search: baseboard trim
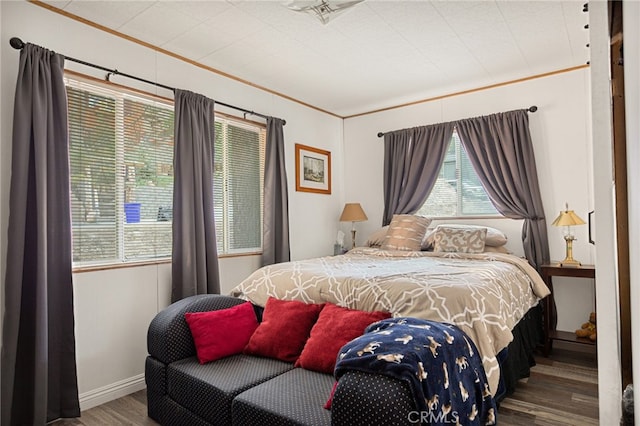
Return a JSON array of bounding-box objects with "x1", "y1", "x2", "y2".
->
[{"x1": 79, "y1": 374, "x2": 146, "y2": 411}]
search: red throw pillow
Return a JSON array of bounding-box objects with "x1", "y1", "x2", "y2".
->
[
  {"x1": 185, "y1": 301, "x2": 258, "y2": 364},
  {"x1": 295, "y1": 303, "x2": 391, "y2": 374},
  {"x1": 244, "y1": 297, "x2": 324, "y2": 363}
]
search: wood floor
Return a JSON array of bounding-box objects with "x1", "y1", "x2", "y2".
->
[
  {"x1": 52, "y1": 390, "x2": 156, "y2": 426},
  {"x1": 499, "y1": 343, "x2": 598, "y2": 425},
  {"x1": 53, "y1": 344, "x2": 598, "y2": 426}
]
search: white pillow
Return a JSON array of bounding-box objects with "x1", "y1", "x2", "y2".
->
[{"x1": 483, "y1": 245, "x2": 511, "y2": 254}]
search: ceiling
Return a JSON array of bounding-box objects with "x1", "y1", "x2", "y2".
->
[{"x1": 40, "y1": 0, "x2": 590, "y2": 117}]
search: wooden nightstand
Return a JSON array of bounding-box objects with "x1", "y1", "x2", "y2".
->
[{"x1": 541, "y1": 263, "x2": 596, "y2": 355}]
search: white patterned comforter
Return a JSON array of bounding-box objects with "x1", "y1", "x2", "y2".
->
[{"x1": 230, "y1": 247, "x2": 550, "y2": 394}]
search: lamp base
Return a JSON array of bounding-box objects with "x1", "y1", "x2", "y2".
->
[
  {"x1": 558, "y1": 258, "x2": 581, "y2": 268},
  {"x1": 558, "y1": 235, "x2": 581, "y2": 267}
]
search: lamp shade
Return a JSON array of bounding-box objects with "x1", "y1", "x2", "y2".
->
[
  {"x1": 551, "y1": 204, "x2": 586, "y2": 227},
  {"x1": 339, "y1": 203, "x2": 368, "y2": 222}
]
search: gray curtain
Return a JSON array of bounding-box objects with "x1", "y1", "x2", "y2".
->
[
  {"x1": 383, "y1": 123, "x2": 454, "y2": 225},
  {"x1": 171, "y1": 90, "x2": 221, "y2": 302},
  {"x1": 455, "y1": 109, "x2": 550, "y2": 270},
  {"x1": 1, "y1": 43, "x2": 80, "y2": 424},
  {"x1": 261, "y1": 118, "x2": 290, "y2": 266}
]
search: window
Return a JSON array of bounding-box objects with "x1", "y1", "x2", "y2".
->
[
  {"x1": 415, "y1": 130, "x2": 499, "y2": 218},
  {"x1": 213, "y1": 116, "x2": 266, "y2": 254},
  {"x1": 67, "y1": 77, "x2": 265, "y2": 267},
  {"x1": 67, "y1": 79, "x2": 175, "y2": 266}
]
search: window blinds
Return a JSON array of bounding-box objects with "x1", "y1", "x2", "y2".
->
[
  {"x1": 67, "y1": 77, "x2": 266, "y2": 266},
  {"x1": 67, "y1": 79, "x2": 174, "y2": 265},
  {"x1": 213, "y1": 117, "x2": 266, "y2": 254}
]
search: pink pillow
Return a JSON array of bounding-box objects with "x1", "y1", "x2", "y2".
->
[
  {"x1": 244, "y1": 297, "x2": 324, "y2": 363},
  {"x1": 185, "y1": 302, "x2": 258, "y2": 364},
  {"x1": 295, "y1": 303, "x2": 391, "y2": 374}
]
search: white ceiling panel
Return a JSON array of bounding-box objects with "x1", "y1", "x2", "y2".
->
[
  {"x1": 162, "y1": 21, "x2": 237, "y2": 61},
  {"x1": 47, "y1": 0, "x2": 590, "y2": 116},
  {"x1": 118, "y1": 2, "x2": 203, "y2": 46},
  {"x1": 63, "y1": 1, "x2": 155, "y2": 29},
  {"x1": 199, "y1": 39, "x2": 270, "y2": 72},
  {"x1": 162, "y1": 1, "x2": 233, "y2": 22},
  {"x1": 40, "y1": 1, "x2": 72, "y2": 9},
  {"x1": 433, "y1": 1, "x2": 506, "y2": 32},
  {"x1": 497, "y1": 0, "x2": 565, "y2": 22}
]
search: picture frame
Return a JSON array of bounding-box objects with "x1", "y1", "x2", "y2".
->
[{"x1": 295, "y1": 143, "x2": 331, "y2": 194}]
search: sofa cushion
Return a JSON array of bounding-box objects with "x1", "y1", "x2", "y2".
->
[
  {"x1": 295, "y1": 303, "x2": 391, "y2": 374},
  {"x1": 167, "y1": 354, "x2": 293, "y2": 425},
  {"x1": 185, "y1": 301, "x2": 258, "y2": 364},
  {"x1": 232, "y1": 368, "x2": 334, "y2": 426},
  {"x1": 244, "y1": 297, "x2": 324, "y2": 363}
]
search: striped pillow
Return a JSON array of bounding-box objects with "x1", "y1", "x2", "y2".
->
[{"x1": 381, "y1": 215, "x2": 431, "y2": 251}]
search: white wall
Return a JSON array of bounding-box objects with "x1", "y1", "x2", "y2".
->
[
  {"x1": 589, "y1": 1, "x2": 623, "y2": 421},
  {"x1": 624, "y1": 1, "x2": 640, "y2": 423},
  {"x1": 72, "y1": 264, "x2": 170, "y2": 407},
  {"x1": 0, "y1": 1, "x2": 343, "y2": 410},
  {"x1": 343, "y1": 69, "x2": 595, "y2": 332}
]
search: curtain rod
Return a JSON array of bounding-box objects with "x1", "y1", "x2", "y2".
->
[
  {"x1": 9, "y1": 37, "x2": 285, "y2": 125},
  {"x1": 376, "y1": 105, "x2": 537, "y2": 138}
]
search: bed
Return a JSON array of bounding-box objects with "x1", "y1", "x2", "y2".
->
[{"x1": 230, "y1": 221, "x2": 550, "y2": 398}]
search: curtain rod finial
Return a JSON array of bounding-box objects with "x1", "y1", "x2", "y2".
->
[
  {"x1": 10, "y1": 37, "x2": 25, "y2": 50},
  {"x1": 377, "y1": 132, "x2": 384, "y2": 138},
  {"x1": 529, "y1": 106, "x2": 538, "y2": 112}
]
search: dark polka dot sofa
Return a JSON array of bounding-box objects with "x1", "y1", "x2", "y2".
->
[
  {"x1": 146, "y1": 293, "x2": 541, "y2": 425},
  {"x1": 145, "y1": 294, "x2": 420, "y2": 426}
]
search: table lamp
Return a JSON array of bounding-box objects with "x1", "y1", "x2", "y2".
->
[
  {"x1": 339, "y1": 203, "x2": 368, "y2": 249},
  {"x1": 551, "y1": 203, "x2": 586, "y2": 267}
]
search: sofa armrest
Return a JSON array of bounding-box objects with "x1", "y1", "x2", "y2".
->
[
  {"x1": 331, "y1": 371, "x2": 416, "y2": 425},
  {"x1": 147, "y1": 294, "x2": 246, "y2": 365}
]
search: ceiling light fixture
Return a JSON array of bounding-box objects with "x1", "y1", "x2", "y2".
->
[{"x1": 285, "y1": 0, "x2": 364, "y2": 24}]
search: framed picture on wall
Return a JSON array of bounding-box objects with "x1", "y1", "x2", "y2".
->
[{"x1": 295, "y1": 143, "x2": 331, "y2": 194}]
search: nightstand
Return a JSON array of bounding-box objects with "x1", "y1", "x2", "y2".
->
[{"x1": 541, "y1": 263, "x2": 596, "y2": 355}]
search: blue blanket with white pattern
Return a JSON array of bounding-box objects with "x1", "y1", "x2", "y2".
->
[{"x1": 334, "y1": 317, "x2": 497, "y2": 425}]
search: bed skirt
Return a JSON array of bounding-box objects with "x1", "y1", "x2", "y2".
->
[{"x1": 494, "y1": 303, "x2": 544, "y2": 402}]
